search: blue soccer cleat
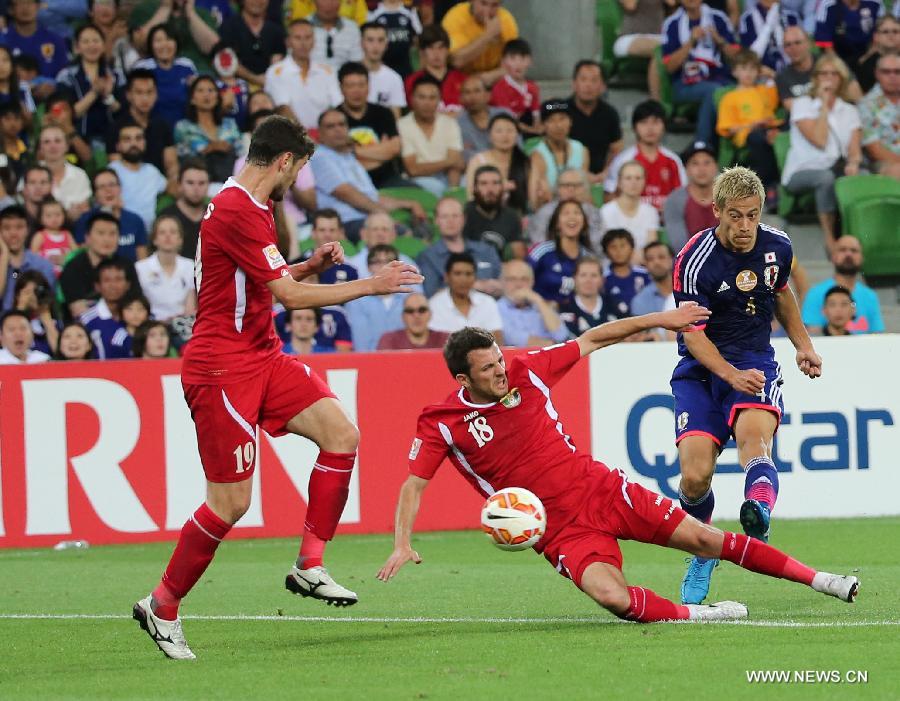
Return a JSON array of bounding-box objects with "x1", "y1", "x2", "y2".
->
[
  {"x1": 740, "y1": 499, "x2": 771, "y2": 542},
  {"x1": 680, "y1": 556, "x2": 719, "y2": 605}
]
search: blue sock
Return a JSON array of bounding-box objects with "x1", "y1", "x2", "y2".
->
[
  {"x1": 679, "y1": 487, "x2": 715, "y2": 524},
  {"x1": 744, "y1": 456, "x2": 779, "y2": 511}
]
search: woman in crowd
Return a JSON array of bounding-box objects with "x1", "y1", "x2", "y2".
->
[
  {"x1": 12, "y1": 270, "x2": 59, "y2": 355},
  {"x1": 781, "y1": 54, "x2": 862, "y2": 254},
  {"x1": 529, "y1": 99, "x2": 590, "y2": 210},
  {"x1": 600, "y1": 160, "x2": 659, "y2": 262},
  {"x1": 53, "y1": 321, "x2": 96, "y2": 361},
  {"x1": 133, "y1": 24, "x2": 198, "y2": 127},
  {"x1": 528, "y1": 199, "x2": 593, "y2": 306},
  {"x1": 464, "y1": 113, "x2": 530, "y2": 214},
  {"x1": 175, "y1": 75, "x2": 242, "y2": 188},
  {"x1": 55, "y1": 24, "x2": 125, "y2": 147},
  {"x1": 0, "y1": 45, "x2": 34, "y2": 119},
  {"x1": 135, "y1": 214, "x2": 197, "y2": 322},
  {"x1": 132, "y1": 320, "x2": 175, "y2": 359}
]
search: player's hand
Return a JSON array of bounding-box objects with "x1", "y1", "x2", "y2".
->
[
  {"x1": 727, "y1": 368, "x2": 766, "y2": 395},
  {"x1": 660, "y1": 301, "x2": 711, "y2": 331},
  {"x1": 796, "y1": 348, "x2": 822, "y2": 379},
  {"x1": 371, "y1": 260, "x2": 424, "y2": 294},
  {"x1": 376, "y1": 545, "x2": 422, "y2": 581},
  {"x1": 306, "y1": 241, "x2": 344, "y2": 274}
]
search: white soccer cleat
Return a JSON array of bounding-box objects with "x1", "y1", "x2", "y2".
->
[
  {"x1": 132, "y1": 596, "x2": 196, "y2": 660},
  {"x1": 686, "y1": 600, "x2": 749, "y2": 621},
  {"x1": 285, "y1": 565, "x2": 358, "y2": 607},
  {"x1": 812, "y1": 572, "x2": 859, "y2": 603}
]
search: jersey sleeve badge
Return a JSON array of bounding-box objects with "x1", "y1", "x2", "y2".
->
[
  {"x1": 263, "y1": 244, "x2": 286, "y2": 269},
  {"x1": 409, "y1": 437, "x2": 423, "y2": 460}
]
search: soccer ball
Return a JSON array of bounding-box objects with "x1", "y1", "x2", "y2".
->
[{"x1": 480, "y1": 487, "x2": 546, "y2": 551}]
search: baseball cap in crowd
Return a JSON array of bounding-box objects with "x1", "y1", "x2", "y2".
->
[
  {"x1": 681, "y1": 140, "x2": 717, "y2": 164},
  {"x1": 214, "y1": 47, "x2": 238, "y2": 78},
  {"x1": 541, "y1": 98, "x2": 571, "y2": 121},
  {"x1": 631, "y1": 99, "x2": 666, "y2": 127}
]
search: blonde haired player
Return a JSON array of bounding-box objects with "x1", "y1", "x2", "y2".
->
[{"x1": 671, "y1": 166, "x2": 821, "y2": 605}]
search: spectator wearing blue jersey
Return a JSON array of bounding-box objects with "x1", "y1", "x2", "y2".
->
[
  {"x1": 129, "y1": 0, "x2": 221, "y2": 73},
  {"x1": 558, "y1": 256, "x2": 621, "y2": 336},
  {"x1": 38, "y1": 0, "x2": 88, "y2": 41},
  {"x1": 528, "y1": 199, "x2": 593, "y2": 306},
  {"x1": 273, "y1": 301, "x2": 354, "y2": 351},
  {"x1": 109, "y1": 122, "x2": 169, "y2": 230},
  {"x1": 132, "y1": 25, "x2": 198, "y2": 127},
  {"x1": 297, "y1": 209, "x2": 360, "y2": 285},
  {"x1": 497, "y1": 259, "x2": 569, "y2": 348},
  {"x1": 11, "y1": 269, "x2": 59, "y2": 355},
  {"x1": 742, "y1": 0, "x2": 819, "y2": 33},
  {"x1": 739, "y1": 0, "x2": 801, "y2": 73},
  {"x1": 0, "y1": 205, "x2": 56, "y2": 312},
  {"x1": 283, "y1": 307, "x2": 331, "y2": 354},
  {"x1": 662, "y1": 0, "x2": 740, "y2": 144},
  {"x1": 74, "y1": 168, "x2": 149, "y2": 262},
  {"x1": 601, "y1": 228, "x2": 651, "y2": 318},
  {"x1": 0, "y1": 45, "x2": 34, "y2": 116},
  {"x1": 629, "y1": 241, "x2": 676, "y2": 341},
  {"x1": 79, "y1": 257, "x2": 134, "y2": 359},
  {"x1": 801, "y1": 235, "x2": 884, "y2": 333},
  {"x1": 815, "y1": 0, "x2": 884, "y2": 72},
  {"x1": 1, "y1": 0, "x2": 68, "y2": 94},
  {"x1": 55, "y1": 24, "x2": 125, "y2": 146},
  {"x1": 53, "y1": 320, "x2": 96, "y2": 360}
]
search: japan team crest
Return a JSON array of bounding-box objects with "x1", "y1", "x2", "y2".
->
[
  {"x1": 735, "y1": 270, "x2": 758, "y2": 292},
  {"x1": 677, "y1": 411, "x2": 689, "y2": 431},
  {"x1": 500, "y1": 388, "x2": 521, "y2": 409},
  {"x1": 764, "y1": 265, "x2": 779, "y2": 289},
  {"x1": 41, "y1": 43, "x2": 56, "y2": 61}
]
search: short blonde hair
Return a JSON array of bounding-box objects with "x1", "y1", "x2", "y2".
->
[
  {"x1": 713, "y1": 166, "x2": 765, "y2": 210},
  {"x1": 809, "y1": 54, "x2": 853, "y2": 102}
]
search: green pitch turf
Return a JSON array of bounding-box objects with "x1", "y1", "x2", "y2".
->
[{"x1": 1, "y1": 517, "x2": 898, "y2": 700}]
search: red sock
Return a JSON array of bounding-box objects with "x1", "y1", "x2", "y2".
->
[
  {"x1": 152, "y1": 503, "x2": 231, "y2": 620},
  {"x1": 297, "y1": 528, "x2": 326, "y2": 569},
  {"x1": 624, "y1": 586, "x2": 690, "y2": 622},
  {"x1": 720, "y1": 531, "x2": 815, "y2": 585},
  {"x1": 303, "y1": 451, "x2": 355, "y2": 543}
]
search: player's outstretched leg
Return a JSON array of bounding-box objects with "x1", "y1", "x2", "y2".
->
[
  {"x1": 677, "y1": 437, "x2": 720, "y2": 604},
  {"x1": 133, "y1": 481, "x2": 248, "y2": 660},
  {"x1": 284, "y1": 398, "x2": 360, "y2": 607},
  {"x1": 669, "y1": 517, "x2": 859, "y2": 603},
  {"x1": 579, "y1": 562, "x2": 748, "y2": 624}
]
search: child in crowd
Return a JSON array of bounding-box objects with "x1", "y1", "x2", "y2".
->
[
  {"x1": 53, "y1": 322, "x2": 95, "y2": 361},
  {"x1": 368, "y1": 0, "x2": 423, "y2": 77},
  {"x1": 601, "y1": 228, "x2": 651, "y2": 318},
  {"x1": 360, "y1": 22, "x2": 407, "y2": 116},
  {"x1": 491, "y1": 39, "x2": 541, "y2": 135},
  {"x1": 133, "y1": 320, "x2": 175, "y2": 359},
  {"x1": 213, "y1": 47, "x2": 251, "y2": 130},
  {"x1": 716, "y1": 49, "x2": 781, "y2": 198},
  {"x1": 30, "y1": 199, "x2": 76, "y2": 276}
]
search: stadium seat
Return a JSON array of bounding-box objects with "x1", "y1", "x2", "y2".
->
[
  {"x1": 393, "y1": 235, "x2": 430, "y2": 260},
  {"x1": 523, "y1": 136, "x2": 542, "y2": 155},
  {"x1": 378, "y1": 186, "x2": 439, "y2": 227},
  {"x1": 299, "y1": 237, "x2": 359, "y2": 257},
  {"x1": 773, "y1": 131, "x2": 815, "y2": 220},
  {"x1": 596, "y1": 0, "x2": 649, "y2": 86},
  {"x1": 845, "y1": 197, "x2": 900, "y2": 279},
  {"x1": 591, "y1": 183, "x2": 605, "y2": 207},
  {"x1": 653, "y1": 45, "x2": 698, "y2": 128},
  {"x1": 443, "y1": 186, "x2": 467, "y2": 204},
  {"x1": 834, "y1": 175, "x2": 900, "y2": 226}
]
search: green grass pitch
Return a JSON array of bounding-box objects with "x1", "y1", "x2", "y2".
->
[{"x1": 1, "y1": 517, "x2": 898, "y2": 700}]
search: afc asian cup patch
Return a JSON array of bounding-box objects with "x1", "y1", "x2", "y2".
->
[
  {"x1": 263, "y1": 244, "x2": 286, "y2": 269},
  {"x1": 409, "y1": 438, "x2": 422, "y2": 460},
  {"x1": 736, "y1": 269, "x2": 758, "y2": 292},
  {"x1": 677, "y1": 411, "x2": 690, "y2": 431},
  {"x1": 500, "y1": 388, "x2": 522, "y2": 409}
]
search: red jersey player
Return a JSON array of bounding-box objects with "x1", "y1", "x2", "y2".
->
[
  {"x1": 377, "y1": 311, "x2": 860, "y2": 623},
  {"x1": 133, "y1": 116, "x2": 423, "y2": 660}
]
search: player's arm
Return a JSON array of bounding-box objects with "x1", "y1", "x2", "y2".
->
[
  {"x1": 682, "y1": 329, "x2": 767, "y2": 395},
  {"x1": 377, "y1": 475, "x2": 430, "y2": 581},
  {"x1": 268, "y1": 260, "x2": 423, "y2": 309},
  {"x1": 287, "y1": 242, "x2": 345, "y2": 282},
  {"x1": 575, "y1": 303, "x2": 710, "y2": 357},
  {"x1": 774, "y1": 285, "x2": 822, "y2": 379}
]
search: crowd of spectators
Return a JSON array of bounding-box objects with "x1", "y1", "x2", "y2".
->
[{"x1": 0, "y1": 0, "x2": 896, "y2": 365}]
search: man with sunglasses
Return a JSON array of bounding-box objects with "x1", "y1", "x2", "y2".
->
[
  {"x1": 307, "y1": 0, "x2": 362, "y2": 70},
  {"x1": 265, "y1": 18, "x2": 341, "y2": 130},
  {"x1": 377, "y1": 293, "x2": 450, "y2": 350},
  {"x1": 859, "y1": 51, "x2": 900, "y2": 179}
]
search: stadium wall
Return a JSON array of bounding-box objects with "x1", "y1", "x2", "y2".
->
[{"x1": 0, "y1": 337, "x2": 897, "y2": 548}]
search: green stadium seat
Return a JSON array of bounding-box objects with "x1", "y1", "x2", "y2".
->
[
  {"x1": 834, "y1": 175, "x2": 900, "y2": 227},
  {"x1": 393, "y1": 235, "x2": 431, "y2": 260},
  {"x1": 596, "y1": 0, "x2": 649, "y2": 86},
  {"x1": 845, "y1": 197, "x2": 900, "y2": 279},
  {"x1": 299, "y1": 237, "x2": 359, "y2": 257},
  {"x1": 523, "y1": 136, "x2": 542, "y2": 155},
  {"x1": 653, "y1": 45, "x2": 698, "y2": 126},
  {"x1": 378, "y1": 186, "x2": 439, "y2": 223},
  {"x1": 591, "y1": 183, "x2": 605, "y2": 207},
  {"x1": 443, "y1": 186, "x2": 467, "y2": 204}
]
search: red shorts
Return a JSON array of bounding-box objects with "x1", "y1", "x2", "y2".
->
[
  {"x1": 183, "y1": 353, "x2": 336, "y2": 483},
  {"x1": 541, "y1": 469, "x2": 687, "y2": 588}
]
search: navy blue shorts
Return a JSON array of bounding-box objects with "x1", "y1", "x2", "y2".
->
[{"x1": 670, "y1": 356, "x2": 784, "y2": 448}]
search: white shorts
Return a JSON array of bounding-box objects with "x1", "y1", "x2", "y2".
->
[{"x1": 613, "y1": 33, "x2": 663, "y2": 58}]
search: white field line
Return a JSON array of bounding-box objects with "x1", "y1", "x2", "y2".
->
[{"x1": 0, "y1": 613, "x2": 898, "y2": 628}]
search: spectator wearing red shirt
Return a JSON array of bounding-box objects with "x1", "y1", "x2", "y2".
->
[
  {"x1": 603, "y1": 100, "x2": 687, "y2": 214},
  {"x1": 404, "y1": 24, "x2": 466, "y2": 114},
  {"x1": 489, "y1": 38, "x2": 540, "y2": 135},
  {"x1": 377, "y1": 292, "x2": 450, "y2": 349}
]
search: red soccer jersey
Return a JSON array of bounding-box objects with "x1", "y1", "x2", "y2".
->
[
  {"x1": 408, "y1": 341, "x2": 617, "y2": 548},
  {"x1": 489, "y1": 75, "x2": 540, "y2": 122},
  {"x1": 182, "y1": 178, "x2": 291, "y2": 385}
]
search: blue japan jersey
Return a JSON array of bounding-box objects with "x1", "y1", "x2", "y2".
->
[
  {"x1": 673, "y1": 223, "x2": 793, "y2": 362},
  {"x1": 602, "y1": 263, "x2": 651, "y2": 318}
]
